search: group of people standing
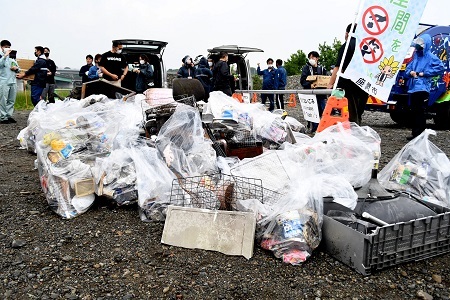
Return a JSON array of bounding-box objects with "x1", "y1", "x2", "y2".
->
[
  {"x1": 1, "y1": 40, "x2": 57, "y2": 124},
  {"x1": 257, "y1": 58, "x2": 288, "y2": 111},
  {"x1": 79, "y1": 41, "x2": 154, "y2": 93}
]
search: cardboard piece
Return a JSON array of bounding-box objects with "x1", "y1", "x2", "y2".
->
[
  {"x1": 16, "y1": 59, "x2": 35, "y2": 80},
  {"x1": 74, "y1": 178, "x2": 95, "y2": 197},
  {"x1": 306, "y1": 75, "x2": 331, "y2": 88},
  {"x1": 161, "y1": 205, "x2": 256, "y2": 259}
]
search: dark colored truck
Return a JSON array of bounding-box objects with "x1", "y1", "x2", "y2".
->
[{"x1": 366, "y1": 24, "x2": 450, "y2": 129}]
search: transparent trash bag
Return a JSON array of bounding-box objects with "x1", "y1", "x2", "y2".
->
[{"x1": 379, "y1": 129, "x2": 450, "y2": 207}]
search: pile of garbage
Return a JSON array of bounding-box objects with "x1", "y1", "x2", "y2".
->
[{"x1": 17, "y1": 90, "x2": 450, "y2": 266}]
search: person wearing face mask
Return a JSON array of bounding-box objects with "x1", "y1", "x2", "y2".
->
[
  {"x1": 41, "y1": 47, "x2": 57, "y2": 103},
  {"x1": 99, "y1": 41, "x2": 128, "y2": 87},
  {"x1": 404, "y1": 34, "x2": 444, "y2": 140},
  {"x1": 17, "y1": 46, "x2": 48, "y2": 106},
  {"x1": 257, "y1": 58, "x2": 276, "y2": 111},
  {"x1": 0, "y1": 40, "x2": 20, "y2": 124},
  {"x1": 212, "y1": 51, "x2": 235, "y2": 96},
  {"x1": 177, "y1": 55, "x2": 196, "y2": 79},
  {"x1": 88, "y1": 54, "x2": 103, "y2": 81},
  {"x1": 194, "y1": 56, "x2": 213, "y2": 101},
  {"x1": 133, "y1": 54, "x2": 154, "y2": 93},
  {"x1": 300, "y1": 51, "x2": 328, "y2": 133}
]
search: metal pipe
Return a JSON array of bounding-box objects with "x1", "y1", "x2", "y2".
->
[{"x1": 235, "y1": 89, "x2": 334, "y2": 95}]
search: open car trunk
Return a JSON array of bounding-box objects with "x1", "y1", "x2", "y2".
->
[{"x1": 113, "y1": 39, "x2": 168, "y2": 91}]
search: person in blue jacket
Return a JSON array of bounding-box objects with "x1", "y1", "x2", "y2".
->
[
  {"x1": 17, "y1": 46, "x2": 48, "y2": 106},
  {"x1": 257, "y1": 58, "x2": 276, "y2": 111},
  {"x1": 404, "y1": 34, "x2": 445, "y2": 140},
  {"x1": 88, "y1": 54, "x2": 103, "y2": 81},
  {"x1": 194, "y1": 56, "x2": 213, "y2": 101},
  {"x1": 133, "y1": 54, "x2": 154, "y2": 93},
  {"x1": 274, "y1": 59, "x2": 287, "y2": 110}
]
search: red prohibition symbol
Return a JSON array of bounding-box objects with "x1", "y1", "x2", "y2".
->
[
  {"x1": 360, "y1": 37, "x2": 384, "y2": 64},
  {"x1": 362, "y1": 5, "x2": 389, "y2": 36}
]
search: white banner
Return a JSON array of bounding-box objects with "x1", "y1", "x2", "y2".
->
[
  {"x1": 298, "y1": 94, "x2": 320, "y2": 123},
  {"x1": 342, "y1": 0, "x2": 429, "y2": 102}
]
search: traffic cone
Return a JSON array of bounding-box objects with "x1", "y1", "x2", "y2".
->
[
  {"x1": 317, "y1": 95, "x2": 349, "y2": 132},
  {"x1": 288, "y1": 94, "x2": 296, "y2": 107},
  {"x1": 232, "y1": 93, "x2": 243, "y2": 103},
  {"x1": 251, "y1": 93, "x2": 258, "y2": 103}
]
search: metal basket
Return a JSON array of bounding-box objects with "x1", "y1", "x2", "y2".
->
[
  {"x1": 174, "y1": 95, "x2": 197, "y2": 108},
  {"x1": 169, "y1": 173, "x2": 270, "y2": 211}
]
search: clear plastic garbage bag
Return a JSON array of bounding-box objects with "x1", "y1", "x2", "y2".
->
[{"x1": 378, "y1": 129, "x2": 450, "y2": 207}]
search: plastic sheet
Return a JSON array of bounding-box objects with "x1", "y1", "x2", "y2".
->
[
  {"x1": 378, "y1": 129, "x2": 450, "y2": 207},
  {"x1": 156, "y1": 104, "x2": 217, "y2": 177}
]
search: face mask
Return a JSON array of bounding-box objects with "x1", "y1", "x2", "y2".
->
[
  {"x1": 139, "y1": 60, "x2": 145, "y2": 65},
  {"x1": 116, "y1": 49, "x2": 122, "y2": 54},
  {"x1": 3, "y1": 47, "x2": 10, "y2": 53},
  {"x1": 309, "y1": 58, "x2": 317, "y2": 66},
  {"x1": 186, "y1": 59, "x2": 192, "y2": 64},
  {"x1": 208, "y1": 61, "x2": 213, "y2": 67},
  {"x1": 267, "y1": 64, "x2": 273, "y2": 68},
  {"x1": 44, "y1": 53, "x2": 50, "y2": 58}
]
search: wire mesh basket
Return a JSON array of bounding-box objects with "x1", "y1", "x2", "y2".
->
[
  {"x1": 174, "y1": 95, "x2": 197, "y2": 108},
  {"x1": 227, "y1": 130, "x2": 259, "y2": 148},
  {"x1": 145, "y1": 103, "x2": 178, "y2": 119},
  {"x1": 169, "y1": 173, "x2": 271, "y2": 211}
]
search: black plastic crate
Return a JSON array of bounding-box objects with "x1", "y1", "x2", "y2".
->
[{"x1": 322, "y1": 204, "x2": 450, "y2": 275}]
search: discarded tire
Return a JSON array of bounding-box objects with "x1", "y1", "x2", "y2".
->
[{"x1": 172, "y1": 78, "x2": 205, "y2": 101}]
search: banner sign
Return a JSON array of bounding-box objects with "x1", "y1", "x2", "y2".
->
[
  {"x1": 342, "y1": 0, "x2": 429, "y2": 102},
  {"x1": 298, "y1": 94, "x2": 320, "y2": 123}
]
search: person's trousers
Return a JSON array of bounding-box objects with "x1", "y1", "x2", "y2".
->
[
  {"x1": 0, "y1": 84, "x2": 17, "y2": 121},
  {"x1": 31, "y1": 85, "x2": 45, "y2": 106},
  {"x1": 261, "y1": 93, "x2": 274, "y2": 111},
  {"x1": 275, "y1": 91, "x2": 284, "y2": 110},
  {"x1": 338, "y1": 78, "x2": 368, "y2": 125},
  {"x1": 311, "y1": 96, "x2": 327, "y2": 132},
  {"x1": 41, "y1": 83, "x2": 56, "y2": 103},
  {"x1": 410, "y1": 91, "x2": 429, "y2": 137}
]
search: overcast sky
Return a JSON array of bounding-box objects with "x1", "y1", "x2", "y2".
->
[{"x1": 3, "y1": 0, "x2": 448, "y2": 70}]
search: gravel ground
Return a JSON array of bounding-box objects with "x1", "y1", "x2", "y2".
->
[{"x1": 1, "y1": 107, "x2": 450, "y2": 300}]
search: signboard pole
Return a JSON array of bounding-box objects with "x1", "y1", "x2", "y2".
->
[{"x1": 333, "y1": 0, "x2": 366, "y2": 90}]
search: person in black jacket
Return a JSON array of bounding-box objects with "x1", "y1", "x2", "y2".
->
[
  {"x1": 328, "y1": 23, "x2": 368, "y2": 125},
  {"x1": 133, "y1": 54, "x2": 154, "y2": 93},
  {"x1": 41, "y1": 47, "x2": 57, "y2": 103},
  {"x1": 212, "y1": 52, "x2": 235, "y2": 96},
  {"x1": 195, "y1": 56, "x2": 213, "y2": 101},
  {"x1": 300, "y1": 51, "x2": 328, "y2": 133},
  {"x1": 79, "y1": 54, "x2": 93, "y2": 84},
  {"x1": 177, "y1": 55, "x2": 196, "y2": 79},
  {"x1": 17, "y1": 46, "x2": 48, "y2": 106}
]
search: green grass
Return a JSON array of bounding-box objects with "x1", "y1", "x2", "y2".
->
[{"x1": 15, "y1": 89, "x2": 71, "y2": 110}]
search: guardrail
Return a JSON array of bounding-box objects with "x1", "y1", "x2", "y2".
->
[{"x1": 235, "y1": 89, "x2": 334, "y2": 95}]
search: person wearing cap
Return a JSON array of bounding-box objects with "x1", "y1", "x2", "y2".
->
[
  {"x1": 328, "y1": 23, "x2": 369, "y2": 125},
  {"x1": 257, "y1": 58, "x2": 276, "y2": 111},
  {"x1": 404, "y1": 34, "x2": 444, "y2": 140}
]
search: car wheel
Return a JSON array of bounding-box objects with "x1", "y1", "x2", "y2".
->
[
  {"x1": 389, "y1": 111, "x2": 414, "y2": 127},
  {"x1": 433, "y1": 101, "x2": 450, "y2": 130}
]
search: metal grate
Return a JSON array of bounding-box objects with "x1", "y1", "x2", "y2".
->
[{"x1": 169, "y1": 173, "x2": 270, "y2": 211}]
